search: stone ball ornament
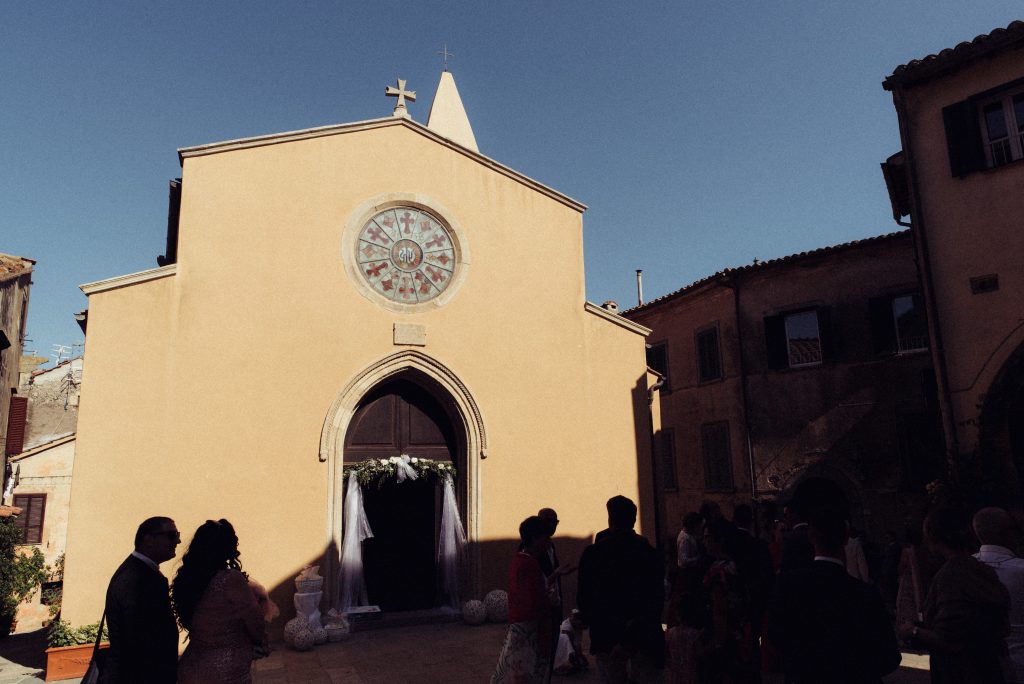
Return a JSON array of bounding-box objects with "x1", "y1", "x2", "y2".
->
[
  {"x1": 462, "y1": 599, "x2": 486, "y2": 625},
  {"x1": 484, "y1": 589, "x2": 509, "y2": 623},
  {"x1": 282, "y1": 616, "x2": 309, "y2": 646},
  {"x1": 291, "y1": 627, "x2": 315, "y2": 651}
]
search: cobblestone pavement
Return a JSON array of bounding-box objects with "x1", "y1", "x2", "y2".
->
[{"x1": 1, "y1": 622, "x2": 931, "y2": 683}]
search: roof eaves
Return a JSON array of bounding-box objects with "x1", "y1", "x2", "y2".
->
[
  {"x1": 12, "y1": 433, "x2": 76, "y2": 461},
  {"x1": 623, "y1": 229, "x2": 911, "y2": 315},
  {"x1": 884, "y1": 20, "x2": 1024, "y2": 90}
]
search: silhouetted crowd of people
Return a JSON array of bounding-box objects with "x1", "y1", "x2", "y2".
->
[{"x1": 494, "y1": 484, "x2": 1024, "y2": 684}]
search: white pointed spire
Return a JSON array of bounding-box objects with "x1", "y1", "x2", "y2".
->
[{"x1": 427, "y1": 71, "x2": 478, "y2": 152}]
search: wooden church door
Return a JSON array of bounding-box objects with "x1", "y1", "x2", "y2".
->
[{"x1": 344, "y1": 378, "x2": 457, "y2": 611}]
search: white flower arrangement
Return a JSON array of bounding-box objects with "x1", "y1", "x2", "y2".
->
[{"x1": 344, "y1": 454, "x2": 456, "y2": 488}]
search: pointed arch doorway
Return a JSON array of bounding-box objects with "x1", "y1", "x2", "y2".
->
[{"x1": 344, "y1": 376, "x2": 463, "y2": 611}]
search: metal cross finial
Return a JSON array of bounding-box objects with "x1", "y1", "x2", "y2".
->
[
  {"x1": 437, "y1": 44, "x2": 454, "y2": 72},
  {"x1": 385, "y1": 78, "x2": 416, "y2": 119}
]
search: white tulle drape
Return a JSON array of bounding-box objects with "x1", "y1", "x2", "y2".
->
[
  {"x1": 337, "y1": 474, "x2": 374, "y2": 611},
  {"x1": 437, "y1": 474, "x2": 467, "y2": 608}
]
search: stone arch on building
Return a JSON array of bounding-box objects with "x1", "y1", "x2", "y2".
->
[
  {"x1": 779, "y1": 459, "x2": 866, "y2": 531},
  {"x1": 977, "y1": 340, "x2": 1024, "y2": 505},
  {"x1": 320, "y1": 350, "x2": 487, "y2": 604}
]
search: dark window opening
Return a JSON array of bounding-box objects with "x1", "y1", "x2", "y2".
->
[{"x1": 765, "y1": 308, "x2": 829, "y2": 369}]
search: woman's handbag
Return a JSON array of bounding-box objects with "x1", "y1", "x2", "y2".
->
[{"x1": 80, "y1": 611, "x2": 107, "y2": 684}]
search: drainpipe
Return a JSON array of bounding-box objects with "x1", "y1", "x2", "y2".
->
[
  {"x1": 648, "y1": 377, "x2": 665, "y2": 551},
  {"x1": 726, "y1": 276, "x2": 759, "y2": 530},
  {"x1": 891, "y1": 87, "x2": 960, "y2": 483}
]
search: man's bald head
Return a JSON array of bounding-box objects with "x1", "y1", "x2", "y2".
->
[{"x1": 973, "y1": 507, "x2": 1020, "y2": 549}]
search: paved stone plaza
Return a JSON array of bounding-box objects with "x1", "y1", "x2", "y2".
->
[{"x1": 1, "y1": 621, "x2": 932, "y2": 684}]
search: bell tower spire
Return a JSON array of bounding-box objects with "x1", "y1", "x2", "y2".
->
[{"x1": 426, "y1": 69, "x2": 478, "y2": 152}]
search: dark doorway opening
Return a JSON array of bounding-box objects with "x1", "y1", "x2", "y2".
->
[{"x1": 344, "y1": 378, "x2": 458, "y2": 611}]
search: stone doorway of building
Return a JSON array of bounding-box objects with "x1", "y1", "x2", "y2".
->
[{"x1": 343, "y1": 377, "x2": 460, "y2": 611}]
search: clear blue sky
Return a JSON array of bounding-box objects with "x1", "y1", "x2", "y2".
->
[{"x1": 2, "y1": 2, "x2": 1020, "y2": 363}]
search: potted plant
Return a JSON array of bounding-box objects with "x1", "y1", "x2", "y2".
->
[
  {"x1": 0, "y1": 515, "x2": 48, "y2": 635},
  {"x1": 45, "y1": 619, "x2": 109, "y2": 682}
]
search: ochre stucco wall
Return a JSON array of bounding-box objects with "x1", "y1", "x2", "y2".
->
[
  {"x1": 898, "y1": 50, "x2": 1024, "y2": 454},
  {"x1": 62, "y1": 122, "x2": 651, "y2": 626}
]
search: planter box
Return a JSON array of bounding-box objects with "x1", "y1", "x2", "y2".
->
[{"x1": 45, "y1": 642, "x2": 108, "y2": 682}]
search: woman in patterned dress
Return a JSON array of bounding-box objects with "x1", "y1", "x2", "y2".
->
[
  {"x1": 492, "y1": 516, "x2": 555, "y2": 684},
  {"x1": 171, "y1": 519, "x2": 268, "y2": 684}
]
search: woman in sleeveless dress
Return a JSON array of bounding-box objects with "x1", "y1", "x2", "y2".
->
[{"x1": 171, "y1": 519, "x2": 268, "y2": 684}]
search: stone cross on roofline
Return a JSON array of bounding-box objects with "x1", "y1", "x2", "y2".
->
[{"x1": 385, "y1": 78, "x2": 416, "y2": 119}]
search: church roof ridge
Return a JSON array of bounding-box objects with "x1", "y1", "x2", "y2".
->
[{"x1": 177, "y1": 116, "x2": 586, "y2": 212}]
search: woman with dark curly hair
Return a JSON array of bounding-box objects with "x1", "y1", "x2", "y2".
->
[{"x1": 171, "y1": 519, "x2": 268, "y2": 684}]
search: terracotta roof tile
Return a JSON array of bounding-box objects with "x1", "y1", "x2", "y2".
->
[
  {"x1": 624, "y1": 230, "x2": 910, "y2": 315},
  {"x1": 0, "y1": 253, "x2": 34, "y2": 284},
  {"x1": 884, "y1": 20, "x2": 1024, "y2": 89}
]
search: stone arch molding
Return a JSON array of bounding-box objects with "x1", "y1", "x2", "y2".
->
[
  {"x1": 319, "y1": 349, "x2": 488, "y2": 464},
  {"x1": 320, "y1": 350, "x2": 487, "y2": 603}
]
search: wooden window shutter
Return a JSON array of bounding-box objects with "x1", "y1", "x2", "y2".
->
[
  {"x1": 12, "y1": 494, "x2": 45, "y2": 544},
  {"x1": 868, "y1": 296, "x2": 896, "y2": 355},
  {"x1": 764, "y1": 315, "x2": 788, "y2": 370},
  {"x1": 697, "y1": 328, "x2": 722, "y2": 382},
  {"x1": 942, "y1": 99, "x2": 984, "y2": 178},
  {"x1": 660, "y1": 430, "x2": 678, "y2": 492},
  {"x1": 6, "y1": 395, "x2": 28, "y2": 456}
]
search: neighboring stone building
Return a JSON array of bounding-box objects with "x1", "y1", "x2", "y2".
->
[
  {"x1": 625, "y1": 231, "x2": 941, "y2": 544},
  {"x1": 882, "y1": 21, "x2": 1024, "y2": 505},
  {"x1": 22, "y1": 357, "x2": 81, "y2": 449},
  {"x1": 9, "y1": 433, "x2": 75, "y2": 631},
  {"x1": 62, "y1": 71, "x2": 655, "y2": 628},
  {"x1": 0, "y1": 253, "x2": 34, "y2": 486}
]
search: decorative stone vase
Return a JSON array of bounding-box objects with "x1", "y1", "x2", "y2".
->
[
  {"x1": 484, "y1": 589, "x2": 509, "y2": 623},
  {"x1": 462, "y1": 599, "x2": 486, "y2": 625},
  {"x1": 44, "y1": 643, "x2": 109, "y2": 682},
  {"x1": 292, "y1": 628, "x2": 315, "y2": 651},
  {"x1": 282, "y1": 616, "x2": 309, "y2": 646}
]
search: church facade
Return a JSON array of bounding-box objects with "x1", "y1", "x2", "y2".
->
[{"x1": 61, "y1": 73, "x2": 655, "y2": 626}]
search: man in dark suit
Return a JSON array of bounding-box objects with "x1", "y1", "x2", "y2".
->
[
  {"x1": 770, "y1": 478, "x2": 900, "y2": 683},
  {"x1": 577, "y1": 496, "x2": 664, "y2": 683},
  {"x1": 100, "y1": 516, "x2": 181, "y2": 684}
]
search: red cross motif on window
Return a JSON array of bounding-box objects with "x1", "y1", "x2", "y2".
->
[
  {"x1": 425, "y1": 232, "x2": 447, "y2": 249},
  {"x1": 381, "y1": 277, "x2": 393, "y2": 292},
  {"x1": 365, "y1": 262, "x2": 387, "y2": 278},
  {"x1": 382, "y1": 216, "x2": 394, "y2": 228},
  {"x1": 425, "y1": 266, "x2": 447, "y2": 283},
  {"x1": 428, "y1": 253, "x2": 450, "y2": 266},
  {"x1": 367, "y1": 226, "x2": 390, "y2": 244},
  {"x1": 414, "y1": 271, "x2": 432, "y2": 295},
  {"x1": 399, "y1": 211, "x2": 416, "y2": 234}
]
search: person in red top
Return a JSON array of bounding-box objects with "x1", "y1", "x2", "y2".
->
[{"x1": 492, "y1": 516, "x2": 555, "y2": 683}]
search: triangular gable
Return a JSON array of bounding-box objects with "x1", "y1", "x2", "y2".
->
[{"x1": 177, "y1": 117, "x2": 586, "y2": 213}]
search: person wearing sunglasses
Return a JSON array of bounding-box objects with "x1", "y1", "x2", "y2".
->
[{"x1": 100, "y1": 516, "x2": 181, "y2": 684}]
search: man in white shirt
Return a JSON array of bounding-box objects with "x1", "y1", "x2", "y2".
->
[{"x1": 974, "y1": 506, "x2": 1024, "y2": 683}]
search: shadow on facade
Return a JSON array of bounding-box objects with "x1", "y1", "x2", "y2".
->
[{"x1": 263, "y1": 535, "x2": 599, "y2": 638}]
